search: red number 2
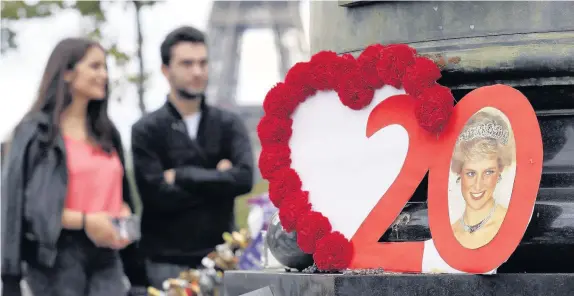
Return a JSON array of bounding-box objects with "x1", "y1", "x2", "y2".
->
[{"x1": 350, "y1": 85, "x2": 543, "y2": 273}]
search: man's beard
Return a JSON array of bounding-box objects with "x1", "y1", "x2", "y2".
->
[{"x1": 177, "y1": 88, "x2": 204, "y2": 101}]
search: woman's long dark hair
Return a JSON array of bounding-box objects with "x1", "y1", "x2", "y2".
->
[{"x1": 26, "y1": 37, "x2": 115, "y2": 152}]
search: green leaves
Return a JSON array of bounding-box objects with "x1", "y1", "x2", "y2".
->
[
  {"x1": 1, "y1": 0, "x2": 65, "y2": 53},
  {"x1": 107, "y1": 44, "x2": 130, "y2": 66},
  {"x1": 127, "y1": 72, "x2": 151, "y2": 85},
  {"x1": 1, "y1": 1, "x2": 64, "y2": 20},
  {"x1": 1, "y1": 0, "x2": 106, "y2": 52},
  {"x1": 73, "y1": 1, "x2": 105, "y2": 21}
]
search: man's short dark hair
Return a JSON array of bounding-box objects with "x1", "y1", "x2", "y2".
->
[{"x1": 160, "y1": 26, "x2": 206, "y2": 66}]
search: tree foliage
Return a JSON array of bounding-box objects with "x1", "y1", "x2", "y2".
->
[{"x1": 1, "y1": 0, "x2": 156, "y2": 114}]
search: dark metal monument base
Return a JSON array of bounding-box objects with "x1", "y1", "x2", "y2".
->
[{"x1": 223, "y1": 270, "x2": 574, "y2": 296}]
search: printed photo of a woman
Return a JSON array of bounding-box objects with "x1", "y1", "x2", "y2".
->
[{"x1": 449, "y1": 108, "x2": 516, "y2": 249}]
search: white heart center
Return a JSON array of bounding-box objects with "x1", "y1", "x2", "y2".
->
[{"x1": 290, "y1": 85, "x2": 410, "y2": 239}]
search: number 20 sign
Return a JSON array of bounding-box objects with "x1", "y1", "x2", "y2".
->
[
  {"x1": 350, "y1": 85, "x2": 542, "y2": 273},
  {"x1": 259, "y1": 46, "x2": 543, "y2": 273}
]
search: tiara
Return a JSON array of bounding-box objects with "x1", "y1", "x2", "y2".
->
[{"x1": 456, "y1": 122, "x2": 509, "y2": 145}]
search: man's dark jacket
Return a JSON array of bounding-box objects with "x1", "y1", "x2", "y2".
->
[
  {"x1": 0, "y1": 112, "x2": 147, "y2": 296},
  {"x1": 131, "y1": 99, "x2": 254, "y2": 265}
]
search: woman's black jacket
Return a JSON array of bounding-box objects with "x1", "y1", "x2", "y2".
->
[{"x1": 1, "y1": 112, "x2": 146, "y2": 293}]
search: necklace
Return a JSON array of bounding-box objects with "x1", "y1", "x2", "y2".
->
[{"x1": 461, "y1": 204, "x2": 496, "y2": 233}]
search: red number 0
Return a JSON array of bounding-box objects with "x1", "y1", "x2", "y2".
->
[{"x1": 350, "y1": 85, "x2": 543, "y2": 273}]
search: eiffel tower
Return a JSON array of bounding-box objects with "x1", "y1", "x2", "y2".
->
[{"x1": 206, "y1": 1, "x2": 308, "y2": 176}]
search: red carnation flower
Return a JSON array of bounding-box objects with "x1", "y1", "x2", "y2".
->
[
  {"x1": 258, "y1": 145, "x2": 291, "y2": 180},
  {"x1": 285, "y1": 62, "x2": 309, "y2": 85},
  {"x1": 257, "y1": 115, "x2": 292, "y2": 146},
  {"x1": 402, "y1": 57, "x2": 442, "y2": 97},
  {"x1": 296, "y1": 211, "x2": 332, "y2": 254},
  {"x1": 358, "y1": 43, "x2": 386, "y2": 89},
  {"x1": 339, "y1": 53, "x2": 358, "y2": 70},
  {"x1": 311, "y1": 50, "x2": 339, "y2": 64},
  {"x1": 278, "y1": 191, "x2": 311, "y2": 232},
  {"x1": 334, "y1": 54, "x2": 358, "y2": 85},
  {"x1": 314, "y1": 231, "x2": 354, "y2": 271},
  {"x1": 415, "y1": 84, "x2": 455, "y2": 133},
  {"x1": 263, "y1": 83, "x2": 300, "y2": 118},
  {"x1": 268, "y1": 168, "x2": 302, "y2": 207},
  {"x1": 358, "y1": 43, "x2": 385, "y2": 62},
  {"x1": 376, "y1": 44, "x2": 417, "y2": 88},
  {"x1": 307, "y1": 51, "x2": 340, "y2": 91},
  {"x1": 285, "y1": 62, "x2": 317, "y2": 98},
  {"x1": 337, "y1": 69, "x2": 375, "y2": 110},
  {"x1": 341, "y1": 53, "x2": 356, "y2": 60}
]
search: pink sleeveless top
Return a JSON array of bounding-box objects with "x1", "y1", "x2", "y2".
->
[{"x1": 63, "y1": 136, "x2": 123, "y2": 217}]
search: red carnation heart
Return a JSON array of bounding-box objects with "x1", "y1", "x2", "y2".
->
[{"x1": 258, "y1": 43, "x2": 452, "y2": 271}]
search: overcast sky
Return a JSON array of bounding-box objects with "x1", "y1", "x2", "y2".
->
[{"x1": 0, "y1": 0, "x2": 310, "y2": 145}]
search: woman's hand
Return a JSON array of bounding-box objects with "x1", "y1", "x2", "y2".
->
[
  {"x1": 62, "y1": 207, "x2": 134, "y2": 250},
  {"x1": 110, "y1": 203, "x2": 134, "y2": 250},
  {"x1": 85, "y1": 212, "x2": 121, "y2": 248},
  {"x1": 110, "y1": 236, "x2": 132, "y2": 250}
]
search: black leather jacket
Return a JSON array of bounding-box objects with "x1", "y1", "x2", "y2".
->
[{"x1": 0, "y1": 112, "x2": 135, "y2": 290}]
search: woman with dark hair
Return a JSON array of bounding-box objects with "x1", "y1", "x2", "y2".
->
[{"x1": 1, "y1": 38, "x2": 136, "y2": 296}]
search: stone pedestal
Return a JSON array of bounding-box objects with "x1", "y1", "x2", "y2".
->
[{"x1": 223, "y1": 270, "x2": 574, "y2": 296}]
